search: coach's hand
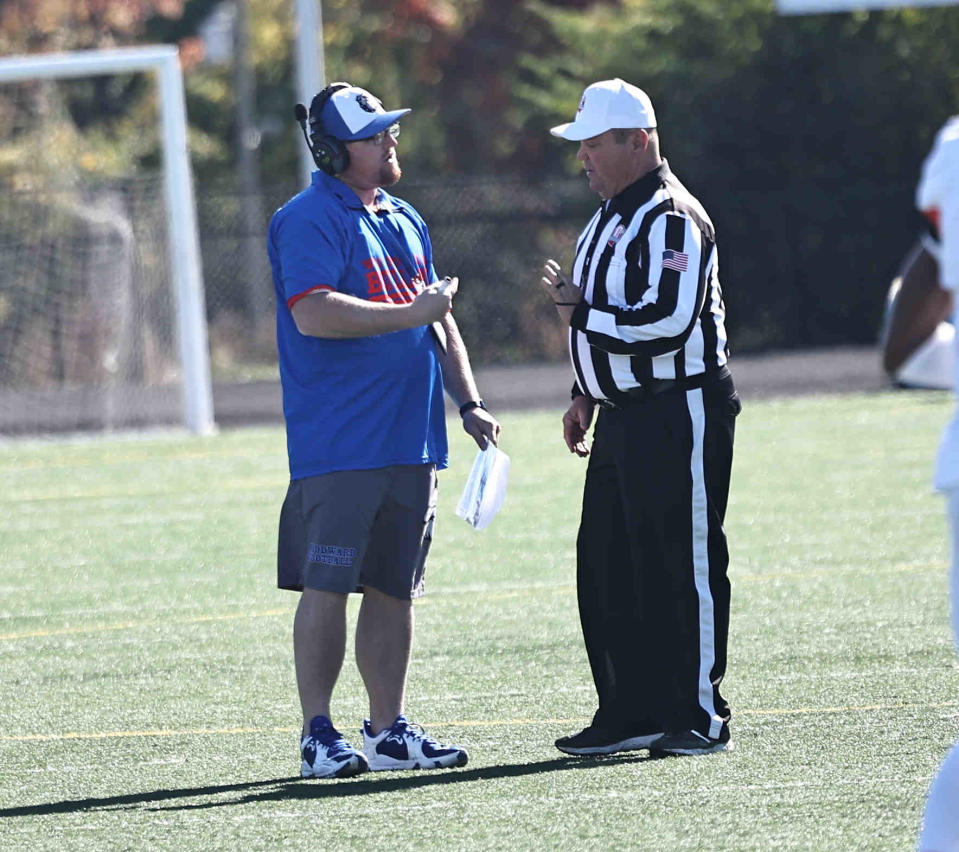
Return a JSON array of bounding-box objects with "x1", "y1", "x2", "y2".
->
[
  {"x1": 562, "y1": 395, "x2": 594, "y2": 457},
  {"x1": 411, "y1": 276, "x2": 458, "y2": 324},
  {"x1": 463, "y1": 407, "x2": 501, "y2": 451}
]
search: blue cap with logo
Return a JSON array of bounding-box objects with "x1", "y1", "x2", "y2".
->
[{"x1": 310, "y1": 85, "x2": 411, "y2": 141}]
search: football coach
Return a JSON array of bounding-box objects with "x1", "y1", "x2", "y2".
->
[{"x1": 268, "y1": 82, "x2": 500, "y2": 779}]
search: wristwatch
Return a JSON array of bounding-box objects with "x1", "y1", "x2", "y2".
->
[{"x1": 459, "y1": 399, "x2": 487, "y2": 417}]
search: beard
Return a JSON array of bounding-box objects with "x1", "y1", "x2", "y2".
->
[{"x1": 379, "y1": 160, "x2": 402, "y2": 186}]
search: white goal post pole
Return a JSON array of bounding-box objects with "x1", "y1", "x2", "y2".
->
[
  {"x1": 156, "y1": 51, "x2": 216, "y2": 436},
  {"x1": 293, "y1": 0, "x2": 326, "y2": 187},
  {"x1": 0, "y1": 45, "x2": 215, "y2": 436},
  {"x1": 776, "y1": 0, "x2": 955, "y2": 12}
]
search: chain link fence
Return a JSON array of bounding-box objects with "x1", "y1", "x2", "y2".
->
[
  {"x1": 200, "y1": 173, "x2": 909, "y2": 384},
  {"x1": 0, "y1": 171, "x2": 908, "y2": 432},
  {"x1": 201, "y1": 175, "x2": 598, "y2": 382}
]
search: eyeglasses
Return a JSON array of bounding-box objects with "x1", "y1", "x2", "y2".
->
[{"x1": 358, "y1": 124, "x2": 400, "y2": 146}]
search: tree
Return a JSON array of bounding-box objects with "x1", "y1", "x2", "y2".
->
[{"x1": 521, "y1": 0, "x2": 959, "y2": 347}]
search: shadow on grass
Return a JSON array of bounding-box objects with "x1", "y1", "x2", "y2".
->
[{"x1": 2, "y1": 753, "x2": 663, "y2": 817}]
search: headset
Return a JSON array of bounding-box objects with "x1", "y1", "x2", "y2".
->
[{"x1": 294, "y1": 82, "x2": 351, "y2": 176}]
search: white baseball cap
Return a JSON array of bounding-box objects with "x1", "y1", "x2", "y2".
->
[
  {"x1": 311, "y1": 84, "x2": 410, "y2": 141},
  {"x1": 550, "y1": 78, "x2": 657, "y2": 141}
]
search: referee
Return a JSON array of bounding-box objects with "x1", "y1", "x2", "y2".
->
[{"x1": 539, "y1": 78, "x2": 741, "y2": 757}]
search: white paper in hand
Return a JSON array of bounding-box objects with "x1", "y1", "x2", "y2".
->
[{"x1": 455, "y1": 444, "x2": 510, "y2": 530}]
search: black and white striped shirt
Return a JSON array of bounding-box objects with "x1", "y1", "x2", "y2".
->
[{"x1": 568, "y1": 160, "x2": 729, "y2": 404}]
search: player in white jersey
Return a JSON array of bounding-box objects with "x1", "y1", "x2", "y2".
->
[{"x1": 912, "y1": 115, "x2": 959, "y2": 852}]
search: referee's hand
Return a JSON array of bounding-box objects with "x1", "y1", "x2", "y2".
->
[
  {"x1": 562, "y1": 396, "x2": 594, "y2": 457},
  {"x1": 540, "y1": 259, "x2": 583, "y2": 308}
]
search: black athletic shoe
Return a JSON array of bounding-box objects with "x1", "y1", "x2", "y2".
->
[
  {"x1": 649, "y1": 728, "x2": 732, "y2": 756},
  {"x1": 555, "y1": 724, "x2": 664, "y2": 756}
]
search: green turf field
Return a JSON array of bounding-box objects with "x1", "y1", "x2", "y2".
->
[{"x1": 1, "y1": 391, "x2": 957, "y2": 851}]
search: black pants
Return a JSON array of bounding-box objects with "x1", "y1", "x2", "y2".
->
[{"x1": 576, "y1": 371, "x2": 740, "y2": 739}]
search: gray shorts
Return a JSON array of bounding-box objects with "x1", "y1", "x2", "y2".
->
[{"x1": 277, "y1": 464, "x2": 436, "y2": 600}]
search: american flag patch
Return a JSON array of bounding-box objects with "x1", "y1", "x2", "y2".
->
[{"x1": 662, "y1": 249, "x2": 689, "y2": 272}]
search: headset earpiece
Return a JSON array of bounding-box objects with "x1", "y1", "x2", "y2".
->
[{"x1": 308, "y1": 82, "x2": 351, "y2": 176}]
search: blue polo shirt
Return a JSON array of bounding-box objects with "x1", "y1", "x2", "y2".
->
[{"x1": 267, "y1": 170, "x2": 448, "y2": 480}]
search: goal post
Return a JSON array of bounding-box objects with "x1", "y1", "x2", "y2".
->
[
  {"x1": 776, "y1": 0, "x2": 955, "y2": 12},
  {"x1": 0, "y1": 45, "x2": 215, "y2": 436}
]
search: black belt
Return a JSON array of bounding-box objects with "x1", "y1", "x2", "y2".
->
[{"x1": 596, "y1": 368, "x2": 729, "y2": 409}]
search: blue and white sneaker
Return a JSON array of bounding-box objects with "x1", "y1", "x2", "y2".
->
[
  {"x1": 300, "y1": 715, "x2": 369, "y2": 779},
  {"x1": 362, "y1": 715, "x2": 469, "y2": 771}
]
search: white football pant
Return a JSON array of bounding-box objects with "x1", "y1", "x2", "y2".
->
[{"x1": 917, "y1": 488, "x2": 959, "y2": 852}]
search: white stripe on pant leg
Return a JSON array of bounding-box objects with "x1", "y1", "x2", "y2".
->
[{"x1": 686, "y1": 388, "x2": 723, "y2": 739}]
